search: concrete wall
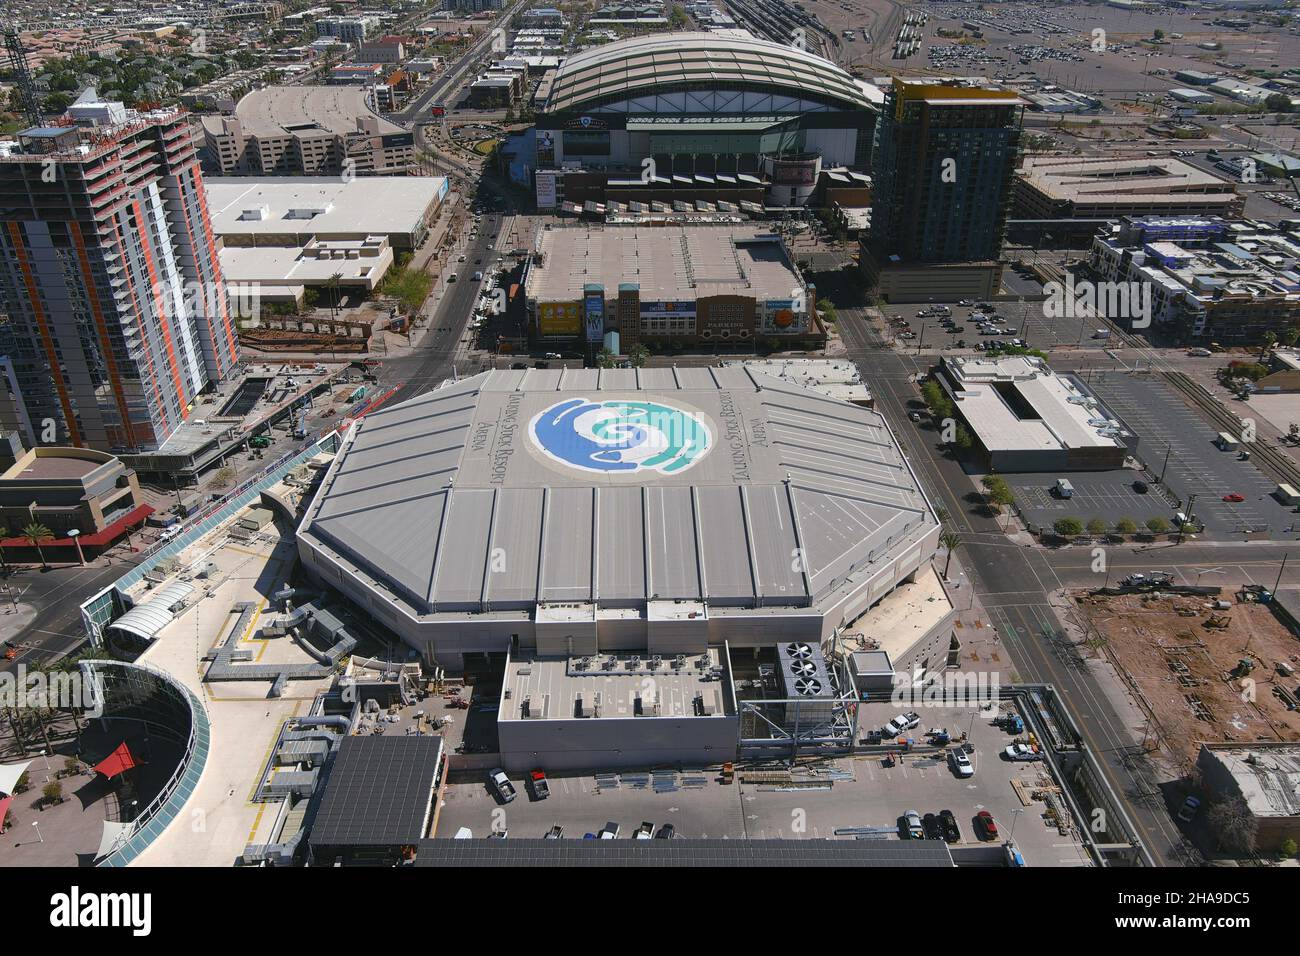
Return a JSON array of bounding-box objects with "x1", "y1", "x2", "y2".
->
[{"x1": 497, "y1": 713, "x2": 738, "y2": 771}]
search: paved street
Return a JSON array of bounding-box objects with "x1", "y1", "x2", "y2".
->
[{"x1": 839, "y1": 307, "x2": 1197, "y2": 865}]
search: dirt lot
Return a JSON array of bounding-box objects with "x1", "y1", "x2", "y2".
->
[{"x1": 1078, "y1": 592, "x2": 1300, "y2": 770}]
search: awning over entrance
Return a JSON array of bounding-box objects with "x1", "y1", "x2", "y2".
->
[
  {"x1": 106, "y1": 580, "x2": 194, "y2": 643},
  {"x1": 94, "y1": 741, "x2": 138, "y2": 780}
]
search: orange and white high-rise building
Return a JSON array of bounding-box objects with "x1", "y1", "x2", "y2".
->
[{"x1": 0, "y1": 90, "x2": 240, "y2": 452}]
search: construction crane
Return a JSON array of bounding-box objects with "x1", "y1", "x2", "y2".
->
[{"x1": 3, "y1": 20, "x2": 42, "y2": 128}]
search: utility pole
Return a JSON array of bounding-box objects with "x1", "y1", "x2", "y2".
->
[{"x1": 1274, "y1": 553, "x2": 1289, "y2": 595}]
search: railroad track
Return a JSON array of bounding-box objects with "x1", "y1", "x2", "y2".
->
[{"x1": 1163, "y1": 369, "x2": 1300, "y2": 492}]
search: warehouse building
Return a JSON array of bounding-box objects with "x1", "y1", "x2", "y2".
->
[
  {"x1": 935, "y1": 355, "x2": 1136, "y2": 471},
  {"x1": 1196, "y1": 743, "x2": 1300, "y2": 854},
  {"x1": 206, "y1": 176, "x2": 448, "y2": 251},
  {"x1": 297, "y1": 366, "x2": 948, "y2": 767},
  {"x1": 523, "y1": 224, "x2": 823, "y2": 349}
]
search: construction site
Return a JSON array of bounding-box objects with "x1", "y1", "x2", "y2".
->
[{"x1": 1076, "y1": 589, "x2": 1300, "y2": 772}]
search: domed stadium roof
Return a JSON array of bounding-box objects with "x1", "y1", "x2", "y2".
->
[{"x1": 544, "y1": 31, "x2": 875, "y2": 115}]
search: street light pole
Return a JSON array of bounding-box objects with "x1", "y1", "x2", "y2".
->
[{"x1": 67, "y1": 528, "x2": 84, "y2": 567}]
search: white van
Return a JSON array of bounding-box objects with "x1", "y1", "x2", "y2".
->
[{"x1": 1054, "y1": 478, "x2": 1074, "y2": 499}]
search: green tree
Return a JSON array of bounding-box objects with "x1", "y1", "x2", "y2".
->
[
  {"x1": 41, "y1": 780, "x2": 63, "y2": 805},
  {"x1": 1086, "y1": 518, "x2": 1107, "y2": 536},
  {"x1": 1054, "y1": 517, "x2": 1084, "y2": 538},
  {"x1": 1115, "y1": 518, "x2": 1138, "y2": 535},
  {"x1": 1265, "y1": 92, "x2": 1292, "y2": 113},
  {"x1": 1260, "y1": 330, "x2": 1277, "y2": 361},
  {"x1": 939, "y1": 529, "x2": 962, "y2": 578},
  {"x1": 22, "y1": 522, "x2": 52, "y2": 569},
  {"x1": 1146, "y1": 516, "x2": 1171, "y2": 534},
  {"x1": 597, "y1": 347, "x2": 617, "y2": 369}
]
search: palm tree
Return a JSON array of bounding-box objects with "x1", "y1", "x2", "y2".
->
[
  {"x1": 1260, "y1": 330, "x2": 1277, "y2": 361},
  {"x1": 22, "y1": 522, "x2": 53, "y2": 570},
  {"x1": 939, "y1": 529, "x2": 963, "y2": 578}
]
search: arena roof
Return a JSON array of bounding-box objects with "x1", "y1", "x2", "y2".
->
[
  {"x1": 543, "y1": 31, "x2": 875, "y2": 114},
  {"x1": 299, "y1": 368, "x2": 935, "y2": 616}
]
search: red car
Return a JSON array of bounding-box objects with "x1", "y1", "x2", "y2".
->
[
  {"x1": 975, "y1": 810, "x2": 998, "y2": 841},
  {"x1": 1223, "y1": 493, "x2": 1245, "y2": 502}
]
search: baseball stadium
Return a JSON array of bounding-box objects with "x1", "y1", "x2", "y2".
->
[{"x1": 533, "y1": 30, "x2": 881, "y2": 208}]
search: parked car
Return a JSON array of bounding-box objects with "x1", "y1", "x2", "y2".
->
[
  {"x1": 950, "y1": 750, "x2": 974, "y2": 777},
  {"x1": 902, "y1": 810, "x2": 924, "y2": 839},
  {"x1": 529, "y1": 770, "x2": 550, "y2": 800},
  {"x1": 599, "y1": 822, "x2": 620, "y2": 839},
  {"x1": 974, "y1": 810, "x2": 998, "y2": 841},
  {"x1": 1004, "y1": 743, "x2": 1042, "y2": 762},
  {"x1": 909, "y1": 411, "x2": 923, "y2": 422},
  {"x1": 922, "y1": 813, "x2": 944, "y2": 840},
  {"x1": 1133, "y1": 479, "x2": 1149, "y2": 494},
  {"x1": 545, "y1": 825, "x2": 564, "y2": 839},
  {"x1": 939, "y1": 809, "x2": 961, "y2": 843},
  {"x1": 883, "y1": 712, "x2": 921, "y2": 736},
  {"x1": 488, "y1": 768, "x2": 517, "y2": 803},
  {"x1": 1223, "y1": 492, "x2": 1245, "y2": 502},
  {"x1": 1177, "y1": 795, "x2": 1201, "y2": 823},
  {"x1": 634, "y1": 821, "x2": 654, "y2": 839},
  {"x1": 654, "y1": 823, "x2": 676, "y2": 839}
]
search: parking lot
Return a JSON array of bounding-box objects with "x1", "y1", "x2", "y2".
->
[
  {"x1": 434, "y1": 702, "x2": 1092, "y2": 866},
  {"x1": 1008, "y1": 469, "x2": 1177, "y2": 532},
  {"x1": 1086, "y1": 373, "x2": 1298, "y2": 537},
  {"x1": 880, "y1": 285, "x2": 1103, "y2": 354}
]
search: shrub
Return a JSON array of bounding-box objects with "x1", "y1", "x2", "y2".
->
[{"x1": 1053, "y1": 517, "x2": 1084, "y2": 537}]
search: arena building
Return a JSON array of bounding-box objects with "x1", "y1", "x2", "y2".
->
[
  {"x1": 523, "y1": 224, "x2": 822, "y2": 349},
  {"x1": 533, "y1": 31, "x2": 880, "y2": 209},
  {"x1": 297, "y1": 366, "x2": 942, "y2": 668},
  {"x1": 297, "y1": 367, "x2": 947, "y2": 767}
]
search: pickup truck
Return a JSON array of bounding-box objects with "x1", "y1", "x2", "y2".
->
[
  {"x1": 634, "y1": 821, "x2": 654, "y2": 839},
  {"x1": 488, "y1": 768, "x2": 517, "y2": 803},
  {"x1": 529, "y1": 770, "x2": 550, "y2": 800}
]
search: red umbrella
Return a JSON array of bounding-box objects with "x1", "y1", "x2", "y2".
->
[{"x1": 94, "y1": 742, "x2": 138, "y2": 780}]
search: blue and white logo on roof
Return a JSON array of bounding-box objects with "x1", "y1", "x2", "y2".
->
[{"x1": 529, "y1": 397, "x2": 711, "y2": 475}]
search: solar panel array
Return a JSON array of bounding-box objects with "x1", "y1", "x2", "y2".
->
[
  {"x1": 413, "y1": 839, "x2": 954, "y2": 867},
  {"x1": 309, "y1": 736, "x2": 442, "y2": 848}
]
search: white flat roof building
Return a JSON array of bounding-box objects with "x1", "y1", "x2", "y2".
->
[
  {"x1": 206, "y1": 176, "x2": 448, "y2": 249},
  {"x1": 939, "y1": 355, "x2": 1134, "y2": 471}
]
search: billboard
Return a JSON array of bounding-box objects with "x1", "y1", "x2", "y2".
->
[
  {"x1": 535, "y1": 169, "x2": 558, "y2": 210},
  {"x1": 761, "y1": 298, "x2": 809, "y2": 334},
  {"x1": 584, "y1": 287, "x2": 606, "y2": 344},
  {"x1": 535, "y1": 130, "x2": 555, "y2": 167},
  {"x1": 640, "y1": 301, "x2": 696, "y2": 320},
  {"x1": 770, "y1": 157, "x2": 819, "y2": 187},
  {"x1": 537, "y1": 301, "x2": 581, "y2": 336}
]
